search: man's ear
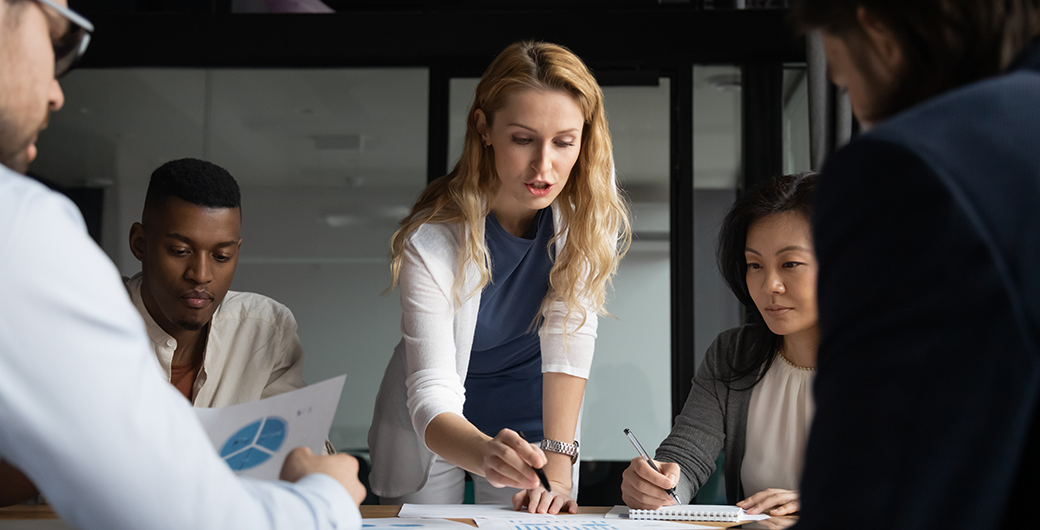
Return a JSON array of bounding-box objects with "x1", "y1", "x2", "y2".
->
[
  {"x1": 129, "y1": 222, "x2": 146, "y2": 262},
  {"x1": 857, "y1": 6, "x2": 904, "y2": 76}
]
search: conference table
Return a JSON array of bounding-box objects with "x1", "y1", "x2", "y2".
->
[{"x1": 0, "y1": 504, "x2": 795, "y2": 529}]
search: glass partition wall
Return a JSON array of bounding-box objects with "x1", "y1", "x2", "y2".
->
[{"x1": 34, "y1": 68, "x2": 430, "y2": 453}]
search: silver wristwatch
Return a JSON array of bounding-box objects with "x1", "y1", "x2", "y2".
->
[{"x1": 540, "y1": 438, "x2": 579, "y2": 464}]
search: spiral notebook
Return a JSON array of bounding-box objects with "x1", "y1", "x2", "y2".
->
[{"x1": 627, "y1": 505, "x2": 748, "y2": 522}]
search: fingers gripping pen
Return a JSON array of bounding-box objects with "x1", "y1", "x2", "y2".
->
[{"x1": 624, "y1": 428, "x2": 683, "y2": 506}]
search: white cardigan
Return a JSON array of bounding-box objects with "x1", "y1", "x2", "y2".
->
[{"x1": 367, "y1": 211, "x2": 597, "y2": 498}]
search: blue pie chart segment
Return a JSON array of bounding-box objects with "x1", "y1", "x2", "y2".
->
[
  {"x1": 220, "y1": 420, "x2": 261, "y2": 456},
  {"x1": 257, "y1": 417, "x2": 287, "y2": 451},
  {"x1": 225, "y1": 447, "x2": 273, "y2": 470},
  {"x1": 220, "y1": 417, "x2": 288, "y2": 471}
]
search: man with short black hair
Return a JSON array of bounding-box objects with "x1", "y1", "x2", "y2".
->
[
  {"x1": 127, "y1": 158, "x2": 311, "y2": 409},
  {"x1": 0, "y1": 1, "x2": 365, "y2": 527}
]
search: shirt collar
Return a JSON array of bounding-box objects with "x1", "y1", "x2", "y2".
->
[{"x1": 126, "y1": 272, "x2": 177, "y2": 350}]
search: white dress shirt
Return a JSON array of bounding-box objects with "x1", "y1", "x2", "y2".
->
[
  {"x1": 125, "y1": 273, "x2": 307, "y2": 407},
  {"x1": 0, "y1": 168, "x2": 359, "y2": 530}
]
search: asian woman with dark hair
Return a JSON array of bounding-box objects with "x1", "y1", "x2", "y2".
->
[{"x1": 621, "y1": 171, "x2": 817, "y2": 517}]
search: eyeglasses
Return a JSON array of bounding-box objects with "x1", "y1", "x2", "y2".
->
[{"x1": 34, "y1": 0, "x2": 94, "y2": 78}]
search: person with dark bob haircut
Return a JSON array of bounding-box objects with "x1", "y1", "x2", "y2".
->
[
  {"x1": 621, "y1": 171, "x2": 818, "y2": 517},
  {"x1": 791, "y1": 2, "x2": 1040, "y2": 529}
]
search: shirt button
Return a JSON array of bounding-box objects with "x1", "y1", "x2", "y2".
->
[{"x1": 166, "y1": 339, "x2": 176, "y2": 348}]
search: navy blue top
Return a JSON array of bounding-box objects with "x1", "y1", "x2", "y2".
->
[{"x1": 463, "y1": 208, "x2": 555, "y2": 441}]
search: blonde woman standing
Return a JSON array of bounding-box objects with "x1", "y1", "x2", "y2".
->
[{"x1": 368, "y1": 41, "x2": 630, "y2": 514}]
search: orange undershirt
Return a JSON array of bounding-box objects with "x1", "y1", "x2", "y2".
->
[{"x1": 170, "y1": 357, "x2": 202, "y2": 402}]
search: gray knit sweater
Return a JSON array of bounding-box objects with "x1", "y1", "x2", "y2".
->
[{"x1": 655, "y1": 325, "x2": 763, "y2": 504}]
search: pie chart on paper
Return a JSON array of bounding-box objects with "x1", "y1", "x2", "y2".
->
[{"x1": 219, "y1": 416, "x2": 288, "y2": 471}]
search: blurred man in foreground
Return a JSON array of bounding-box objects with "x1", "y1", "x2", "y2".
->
[
  {"x1": 791, "y1": 2, "x2": 1040, "y2": 529},
  {"x1": 0, "y1": 1, "x2": 365, "y2": 527}
]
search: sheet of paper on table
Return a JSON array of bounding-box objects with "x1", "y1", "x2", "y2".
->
[
  {"x1": 398, "y1": 505, "x2": 556, "y2": 520},
  {"x1": 363, "y1": 518, "x2": 475, "y2": 530},
  {"x1": 475, "y1": 515, "x2": 712, "y2": 530},
  {"x1": 194, "y1": 375, "x2": 345, "y2": 481},
  {"x1": 605, "y1": 505, "x2": 770, "y2": 522}
]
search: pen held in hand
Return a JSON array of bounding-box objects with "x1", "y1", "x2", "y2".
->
[
  {"x1": 518, "y1": 431, "x2": 552, "y2": 493},
  {"x1": 624, "y1": 428, "x2": 682, "y2": 506}
]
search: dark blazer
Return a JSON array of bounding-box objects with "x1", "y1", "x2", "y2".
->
[{"x1": 797, "y1": 43, "x2": 1040, "y2": 530}]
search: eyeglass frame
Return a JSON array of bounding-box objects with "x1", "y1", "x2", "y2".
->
[{"x1": 31, "y1": 0, "x2": 94, "y2": 78}]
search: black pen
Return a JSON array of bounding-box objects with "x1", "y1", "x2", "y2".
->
[
  {"x1": 518, "y1": 431, "x2": 552, "y2": 493},
  {"x1": 624, "y1": 428, "x2": 682, "y2": 506}
]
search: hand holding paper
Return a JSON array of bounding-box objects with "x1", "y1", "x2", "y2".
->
[
  {"x1": 281, "y1": 447, "x2": 366, "y2": 505},
  {"x1": 194, "y1": 375, "x2": 345, "y2": 480}
]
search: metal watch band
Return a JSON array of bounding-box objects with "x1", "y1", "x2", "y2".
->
[{"x1": 540, "y1": 438, "x2": 579, "y2": 464}]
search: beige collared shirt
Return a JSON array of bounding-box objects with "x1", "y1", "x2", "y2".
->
[{"x1": 125, "y1": 273, "x2": 306, "y2": 408}]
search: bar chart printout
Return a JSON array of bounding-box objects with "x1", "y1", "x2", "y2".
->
[{"x1": 475, "y1": 517, "x2": 710, "y2": 530}]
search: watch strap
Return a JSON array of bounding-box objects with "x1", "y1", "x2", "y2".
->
[{"x1": 540, "y1": 438, "x2": 579, "y2": 464}]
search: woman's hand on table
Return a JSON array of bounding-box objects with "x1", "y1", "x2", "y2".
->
[
  {"x1": 620, "y1": 457, "x2": 680, "y2": 510},
  {"x1": 737, "y1": 488, "x2": 799, "y2": 516},
  {"x1": 512, "y1": 480, "x2": 578, "y2": 514},
  {"x1": 746, "y1": 517, "x2": 798, "y2": 529}
]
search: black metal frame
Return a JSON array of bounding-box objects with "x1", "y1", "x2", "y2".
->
[
  {"x1": 72, "y1": 5, "x2": 803, "y2": 420},
  {"x1": 669, "y1": 65, "x2": 696, "y2": 421}
]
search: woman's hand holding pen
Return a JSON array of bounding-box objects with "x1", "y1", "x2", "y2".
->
[
  {"x1": 484, "y1": 429, "x2": 546, "y2": 490},
  {"x1": 483, "y1": 429, "x2": 577, "y2": 514},
  {"x1": 620, "y1": 457, "x2": 681, "y2": 509},
  {"x1": 737, "y1": 488, "x2": 799, "y2": 516}
]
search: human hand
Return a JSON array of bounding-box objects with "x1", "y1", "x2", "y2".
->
[
  {"x1": 512, "y1": 480, "x2": 578, "y2": 514},
  {"x1": 736, "y1": 488, "x2": 799, "y2": 516},
  {"x1": 742, "y1": 517, "x2": 798, "y2": 530},
  {"x1": 484, "y1": 429, "x2": 546, "y2": 490},
  {"x1": 620, "y1": 457, "x2": 680, "y2": 509},
  {"x1": 280, "y1": 447, "x2": 367, "y2": 505}
]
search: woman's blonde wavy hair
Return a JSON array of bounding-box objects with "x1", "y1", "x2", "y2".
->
[{"x1": 389, "y1": 40, "x2": 631, "y2": 332}]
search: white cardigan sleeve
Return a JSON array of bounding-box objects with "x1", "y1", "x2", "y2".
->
[
  {"x1": 398, "y1": 225, "x2": 472, "y2": 448},
  {"x1": 539, "y1": 299, "x2": 597, "y2": 379},
  {"x1": 538, "y1": 210, "x2": 598, "y2": 379}
]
